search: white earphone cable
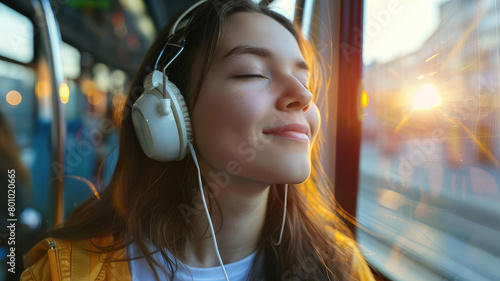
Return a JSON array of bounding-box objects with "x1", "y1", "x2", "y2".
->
[
  {"x1": 187, "y1": 142, "x2": 230, "y2": 281},
  {"x1": 186, "y1": 142, "x2": 288, "y2": 280},
  {"x1": 271, "y1": 184, "x2": 288, "y2": 246}
]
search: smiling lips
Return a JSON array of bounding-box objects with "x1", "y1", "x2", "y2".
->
[{"x1": 263, "y1": 123, "x2": 309, "y2": 141}]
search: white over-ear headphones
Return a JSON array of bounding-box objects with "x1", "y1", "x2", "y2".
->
[
  {"x1": 132, "y1": 0, "x2": 207, "y2": 162},
  {"x1": 132, "y1": 70, "x2": 192, "y2": 161},
  {"x1": 131, "y1": 2, "x2": 234, "y2": 279},
  {"x1": 130, "y1": 2, "x2": 288, "y2": 280}
]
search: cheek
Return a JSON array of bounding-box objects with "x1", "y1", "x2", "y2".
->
[
  {"x1": 307, "y1": 103, "x2": 321, "y2": 142},
  {"x1": 191, "y1": 86, "x2": 271, "y2": 167},
  {"x1": 195, "y1": 89, "x2": 268, "y2": 130}
]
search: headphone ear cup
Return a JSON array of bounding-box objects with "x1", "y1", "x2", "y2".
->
[
  {"x1": 166, "y1": 79, "x2": 193, "y2": 159},
  {"x1": 171, "y1": 85, "x2": 193, "y2": 148},
  {"x1": 132, "y1": 71, "x2": 193, "y2": 161}
]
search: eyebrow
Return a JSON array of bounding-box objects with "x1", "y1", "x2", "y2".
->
[{"x1": 222, "y1": 44, "x2": 309, "y2": 72}]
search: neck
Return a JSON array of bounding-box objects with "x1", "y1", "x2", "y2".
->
[{"x1": 181, "y1": 160, "x2": 271, "y2": 268}]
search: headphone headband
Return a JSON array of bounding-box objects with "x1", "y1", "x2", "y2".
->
[
  {"x1": 169, "y1": 0, "x2": 208, "y2": 38},
  {"x1": 154, "y1": 0, "x2": 207, "y2": 72},
  {"x1": 132, "y1": 1, "x2": 208, "y2": 161}
]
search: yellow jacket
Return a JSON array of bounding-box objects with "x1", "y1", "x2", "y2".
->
[
  {"x1": 21, "y1": 235, "x2": 131, "y2": 281},
  {"x1": 21, "y1": 232, "x2": 375, "y2": 281}
]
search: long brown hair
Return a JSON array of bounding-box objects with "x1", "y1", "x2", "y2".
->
[{"x1": 43, "y1": 1, "x2": 369, "y2": 280}]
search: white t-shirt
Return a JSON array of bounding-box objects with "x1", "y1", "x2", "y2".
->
[{"x1": 127, "y1": 241, "x2": 259, "y2": 281}]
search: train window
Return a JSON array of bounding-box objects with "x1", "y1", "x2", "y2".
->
[
  {"x1": 62, "y1": 42, "x2": 81, "y2": 80},
  {"x1": 0, "y1": 2, "x2": 34, "y2": 63},
  {"x1": 268, "y1": 0, "x2": 297, "y2": 21},
  {"x1": 251, "y1": 0, "x2": 297, "y2": 22},
  {"x1": 0, "y1": 2, "x2": 36, "y2": 156},
  {"x1": 61, "y1": 42, "x2": 82, "y2": 121},
  {"x1": 0, "y1": 60, "x2": 36, "y2": 149},
  {"x1": 357, "y1": 0, "x2": 500, "y2": 280}
]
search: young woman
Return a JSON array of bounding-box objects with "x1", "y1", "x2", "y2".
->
[{"x1": 22, "y1": 0, "x2": 375, "y2": 280}]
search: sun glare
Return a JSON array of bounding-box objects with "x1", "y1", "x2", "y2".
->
[{"x1": 412, "y1": 84, "x2": 441, "y2": 110}]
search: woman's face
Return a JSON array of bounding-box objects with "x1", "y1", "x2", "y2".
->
[{"x1": 191, "y1": 12, "x2": 320, "y2": 185}]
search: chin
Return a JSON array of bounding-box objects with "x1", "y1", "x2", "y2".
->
[
  {"x1": 269, "y1": 159, "x2": 312, "y2": 184},
  {"x1": 236, "y1": 152, "x2": 313, "y2": 184},
  {"x1": 288, "y1": 170, "x2": 311, "y2": 184}
]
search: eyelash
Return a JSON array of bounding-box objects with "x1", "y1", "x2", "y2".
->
[
  {"x1": 234, "y1": 74, "x2": 309, "y2": 90},
  {"x1": 234, "y1": 74, "x2": 267, "y2": 79}
]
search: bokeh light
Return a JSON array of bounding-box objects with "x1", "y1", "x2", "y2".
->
[
  {"x1": 59, "y1": 83, "x2": 70, "y2": 104},
  {"x1": 6, "y1": 90, "x2": 22, "y2": 107},
  {"x1": 361, "y1": 90, "x2": 369, "y2": 108},
  {"x1": 88, "y1": 90, "x2": 104, "y2": 105}
]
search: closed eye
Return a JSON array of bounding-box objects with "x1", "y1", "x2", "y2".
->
[
  {"x1": 234, "y1": 74, "x2": 267, "y2": 79},
  {"x1": 234, "y1": 74, "x2": 309, "y2": 90}
]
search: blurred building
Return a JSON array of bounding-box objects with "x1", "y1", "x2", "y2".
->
[{"x1": 363, "y1": 0, "x2": 499, "y2": 167}]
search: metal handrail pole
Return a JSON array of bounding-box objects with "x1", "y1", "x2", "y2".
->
[{"x1": 31, "y1": 0, "x2": 66, "y2": 227}]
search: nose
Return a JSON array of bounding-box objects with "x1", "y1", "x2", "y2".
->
[{"x1": 276, "y1": 76, "x2": 313, "y2": 113}]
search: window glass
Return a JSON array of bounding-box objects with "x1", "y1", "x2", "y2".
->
[
  {"x1": 62, "y1": 42, "x2": 82, "y2": 80},
  {"x1": 252, "y1": 0, "x2": 297, "y2": 22},
  {"x1": 0, "y1": 60, "x2": 36, "y2": 148},
  {"x1": 268, "y1": 0, "x2": 297, "y2": 22},
  {"x1": 357, "y1": 1, "x2": 500, "y2": 280},
  {"x1": 0, "y1": 2, "x2": 34, "y2": 63}
]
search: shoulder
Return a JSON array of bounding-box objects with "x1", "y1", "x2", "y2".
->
[{"x1": 21, "y1": 235, "x2": 132, "y2": 281}]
